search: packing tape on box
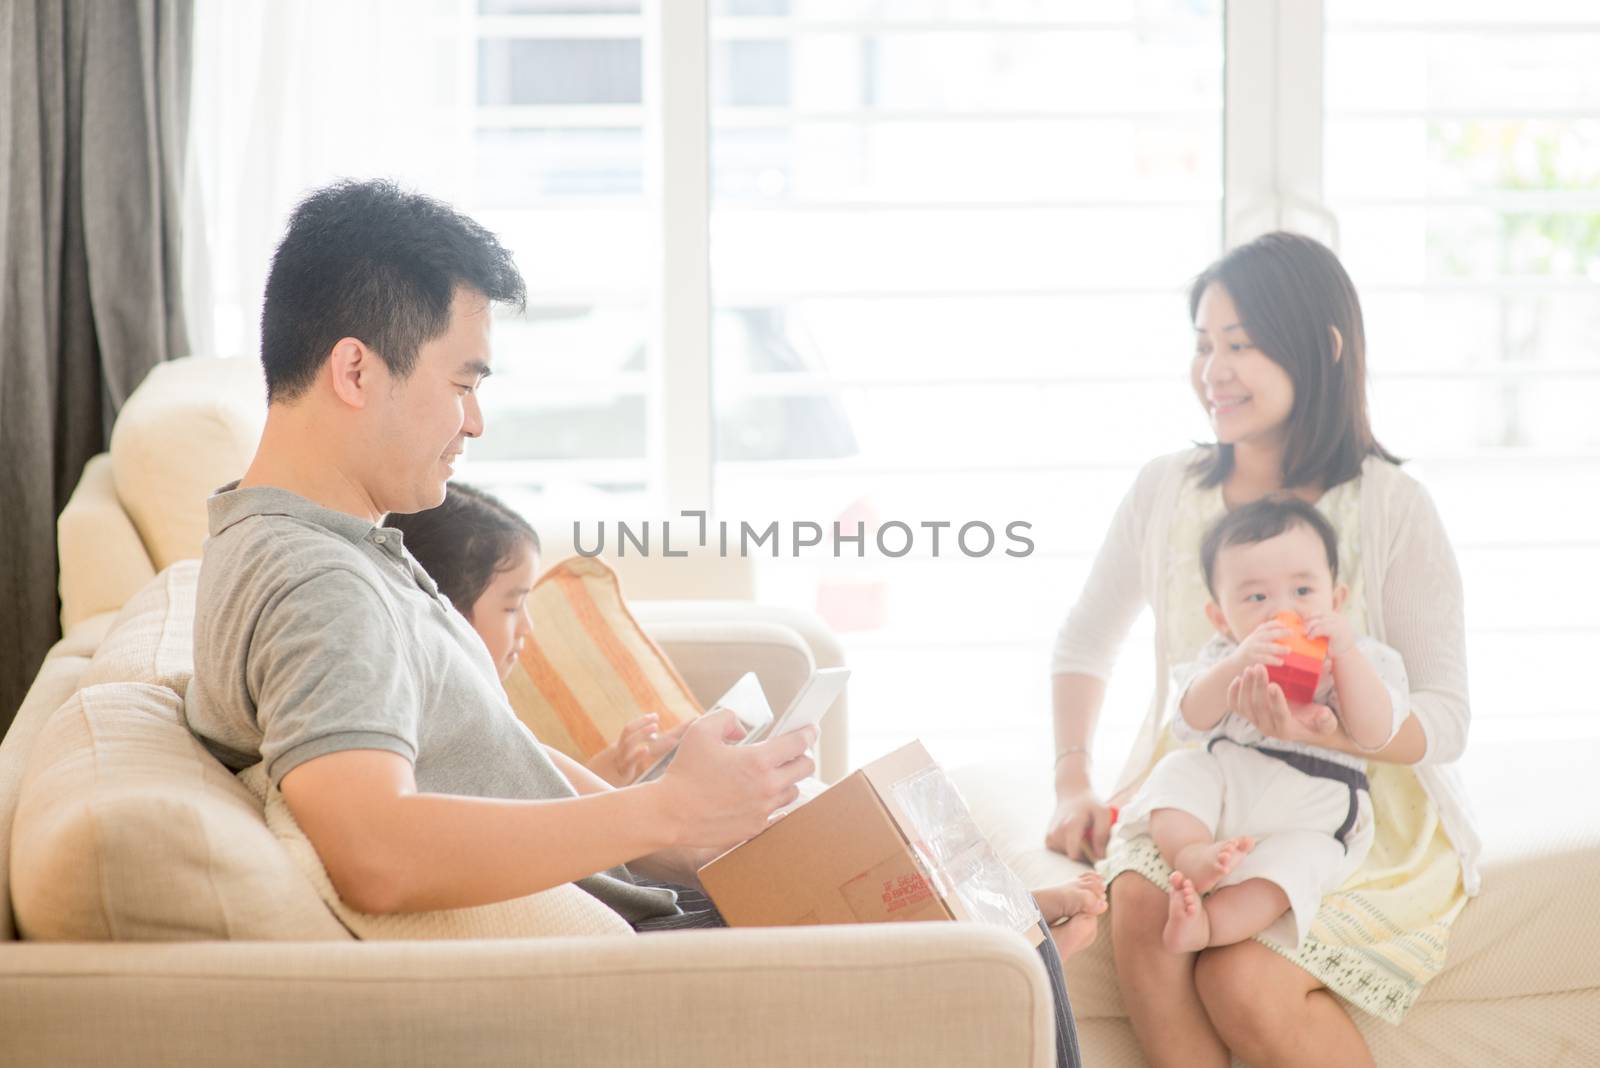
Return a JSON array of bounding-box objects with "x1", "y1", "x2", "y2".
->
[{"x1": 892, "y1": 767, "x2": 1043, "y2": 934}]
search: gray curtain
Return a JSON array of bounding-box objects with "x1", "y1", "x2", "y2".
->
[{"x1": 0, "y1": 0, "x2": 193, "y2": 736}]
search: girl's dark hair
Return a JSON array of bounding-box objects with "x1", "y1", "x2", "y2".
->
[
  {"x1": 385, "y1": 482, "x2": 540, "y2": 617},
  {"x1": 1188, "y1": 231, "x2": 1400, "y2": 491},
  {"x1": 1200, "y1": 496, "x2": 1339, "y2": 599}
]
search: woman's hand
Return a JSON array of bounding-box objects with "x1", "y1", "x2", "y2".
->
[
  {"x1": 1046, "y1": 789, "x2": 1115, "y2": 863},
  {"x1": 1228, "y1": 664, "x2": 1340, "y2": 744}
]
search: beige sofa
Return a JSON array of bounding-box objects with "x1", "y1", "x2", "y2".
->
[
  {"x1": 960, "y1": 756, "x2": 1600, "y2": 1066},
  {"x1": 0, "y1": 357, "x2": 1056, "y2": 1066},
  {"x1": 8, "y1": 355, "x2": 1597, "y2": 1066}
]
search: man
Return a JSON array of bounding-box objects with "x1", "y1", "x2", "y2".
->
[
  {"x1": 183, "y1": 180, "x2": 812, "y2": 924},
  {"x1": 184, "y1": 180, "x2": 1081, "y2": 1066}
]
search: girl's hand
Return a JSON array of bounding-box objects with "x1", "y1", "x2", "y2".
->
[
  {"x1": 1228, "y1": 664, "x2": 1341, "y2": 744},
  {"x1": 1231, "y1": 620, "x2": 1291, "y2": 671},
  {"x1": 616, "y1": 715, "x2": 691, "y2": 781},
  {"x1": 587, "y1": 715, "x2": 691, "y2": 786},
  {"x1": 1302, "y1": 611, "x2": 1357, "y2": 659}
]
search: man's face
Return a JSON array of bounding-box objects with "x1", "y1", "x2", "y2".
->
[{"x1": 370, "y1": 288, "x2": 493, "y2": 514}]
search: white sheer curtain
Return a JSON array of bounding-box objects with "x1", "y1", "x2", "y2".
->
[{"x1": 187, "y1": 0, "x2": 472, "y2": 360}]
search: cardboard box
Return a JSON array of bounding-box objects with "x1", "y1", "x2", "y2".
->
[{"x1": 698, "y1": 741, "x2": 1044, "y2": 947}]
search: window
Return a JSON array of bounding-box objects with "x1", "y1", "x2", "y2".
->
[
  {"x1": 470, "y1": 2, "x2": 656, "y2": 515},
  {"x1": 191, "y1": 0, "x2": 1595, "y2": 776},
  {"x1": 705, "y1": 1, "x2": 1225, "y2": 767},
  {"x1": 1324, "y1": 0, "x2": 1600, "y2": 756}
]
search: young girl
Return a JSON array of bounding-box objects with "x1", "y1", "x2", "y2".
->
[{"x1": 386, "y1": 481, "x2": 686, "y2": 786}]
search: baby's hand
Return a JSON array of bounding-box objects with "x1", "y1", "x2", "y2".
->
[
  {"x1": 1231, "y1": 620, "x2": 1291, "y2": 672},
  {"x1": 1303, "y1": 611, "x2": 1357, "y2": 659}
]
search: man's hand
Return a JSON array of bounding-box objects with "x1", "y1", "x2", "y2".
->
[
  {"x1": 1228, "y1": 664, "x2": 1341, "y2": 744},
  {"x1": 654, "y1": 708, "x2": 815, "y2": 847}
]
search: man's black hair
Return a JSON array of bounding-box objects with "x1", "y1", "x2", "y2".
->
[
  {"x1": 260, "y1": 179, "x2": 526, "y2": 402},
  {"x1": 1200, "y1": 496, "x2": 1340, "y2": 598}
]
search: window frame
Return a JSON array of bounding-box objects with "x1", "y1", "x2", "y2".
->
[{"x1": 648, "y1": 0, "x2": 1323, "y2": 510}]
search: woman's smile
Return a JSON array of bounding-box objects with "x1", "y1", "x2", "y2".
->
[{"x1": 1208, "y1": 393, "x2": 1252, "y2": 418}]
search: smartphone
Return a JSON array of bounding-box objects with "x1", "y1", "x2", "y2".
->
[{"x1": 631, "y1": 672, "x2": 773, "y2": 784}]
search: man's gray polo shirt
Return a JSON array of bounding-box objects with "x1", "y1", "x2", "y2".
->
[{"x1": 182, "y1": 481, "x2": 678, "y2": 925}]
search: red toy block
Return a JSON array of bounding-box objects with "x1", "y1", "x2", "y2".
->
[
  {"x1": 1280, "y1": 651, "x2": 1324, "y2": 678},
  {"x1": 1272, "y1": 666, "x2": 1320, "y2": 705},
  {"x1": 1265, "y1": 611, "x2": 1328, "y2": 704}
]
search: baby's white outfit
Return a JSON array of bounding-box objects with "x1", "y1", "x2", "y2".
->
[{"x1": 1118, "y1": 632, "x2": 1410, "y2": 947}]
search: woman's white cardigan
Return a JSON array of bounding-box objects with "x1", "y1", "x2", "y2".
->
[{"x1": 1052, "y1": 449, "x2": 1482, "y2": 895}]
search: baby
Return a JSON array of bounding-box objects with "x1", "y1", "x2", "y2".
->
[{"x1": 1117, "y1": 496, "x2": 1409, "y2": 953}]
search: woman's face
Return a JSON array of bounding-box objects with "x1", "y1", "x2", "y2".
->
[
  {"x1": 1191, "y1": 283, "x2": 1295, "y2": 449},
  {"x1": 467, "y1": 542, "x2": 538, "y2": 681}
]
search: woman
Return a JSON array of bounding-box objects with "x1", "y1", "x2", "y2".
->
[{"x1": 1045, "y1": 232, "x2": 1479, "y2": 1067}]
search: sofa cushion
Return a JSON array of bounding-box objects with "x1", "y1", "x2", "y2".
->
[
  {"x1": 9, "y1": 682, "x2": 351, "y2": 942},
  {"x1": 110, "y1": 356, "x2": 267, "y2": 570},
  {"x1": 504, "y1": 556, "x2": 703, "y2": 764},
  {"x1": 80, "y1": 562, "x2": 199, "y2": 693},
  {"x1": 236, "y1": 764, "x2": 634, "y2": 939}
]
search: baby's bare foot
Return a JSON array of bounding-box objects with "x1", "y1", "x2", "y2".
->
[
  {"x1": 1176, "y1": 836, "x2": 1255, "y2": 894},
  {"x1": 1162, "y1": 872, "x2": 1209, "y2": 954}
]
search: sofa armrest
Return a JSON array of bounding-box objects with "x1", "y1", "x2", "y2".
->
[
  {"x1": 646, "y1": 619, "x2": 813, "y2": 707},
  {"x1": 0, "y1": 925, "x2": 1053, "y2": 1067},
  {"x1": 637, "y1": 602, "x2": 849, "y2": 782},
  {"x1": 0, "y1": 642, "x2": 105, "y2": 941},
  {"x1": 56, "y1": 453, "x2": 157, "y2": 632}
]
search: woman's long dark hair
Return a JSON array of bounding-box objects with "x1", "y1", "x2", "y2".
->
[
  {"x1": 385, "y1": 482, "x2": 540, "y2": 617},
  {"x1": 1189, "y1": 231, "x2": 1400, "y2": 491}
]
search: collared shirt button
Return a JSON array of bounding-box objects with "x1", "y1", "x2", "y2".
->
[{"x1": 374, "y1": 534, "x2": 387, "y2": 545}]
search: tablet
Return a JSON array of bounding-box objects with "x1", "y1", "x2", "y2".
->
[
  {"x1": 744, "y1": 667, "x2": 850, "y2": 746},
  {"x1": 710, "y1": 671, "x2": 775, "y2": 737}
]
